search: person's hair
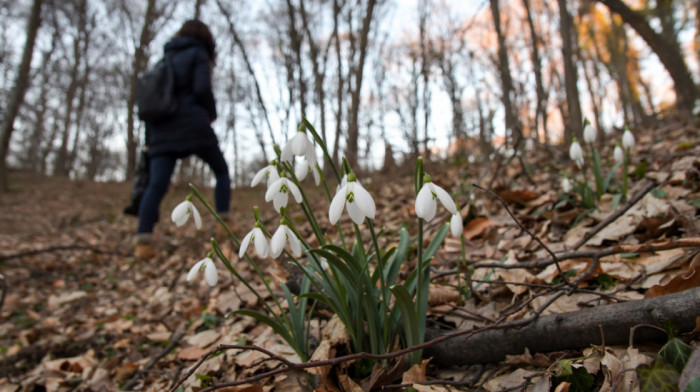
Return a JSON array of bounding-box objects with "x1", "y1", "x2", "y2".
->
[{"x1": 176, "y1": 20, "x2": 216, "y2": 64}]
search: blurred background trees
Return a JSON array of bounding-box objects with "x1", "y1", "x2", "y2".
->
[{"x1": 0, "y1": 0, "x2": 697, "y2": 190}]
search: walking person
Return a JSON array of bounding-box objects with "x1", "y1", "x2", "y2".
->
[{"x1": 134, "y1": 20, "x2": 230, "y2": 260}]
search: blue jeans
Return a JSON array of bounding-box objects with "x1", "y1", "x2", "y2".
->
[{"x1": 137, "y1": 145, "x2": 230, "y2": 234}]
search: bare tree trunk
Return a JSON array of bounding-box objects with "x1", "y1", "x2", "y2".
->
[
  {"x1": 194, "y1": 0, "x2": 205, "y2": 19},
  {"x1": 418, "y1": 0, "x2": 431, "y2": 159},
  {"x1": 331, "y1": 0, "x2": 344, "y2": 167},
  {"x1": 125, "y1": 0, "x2": 157, "y2": 180},
  {"x1": 522, "y1": 0, "x2": 548, "y2": 144},
  {"x1": 489, "y1": 0, "x2": 520, "y2": 147},
  {"x1": 596, "y1": 0, "x2": 697, "y2": 112},
  {"x1": 346, "y1": 0, "x2": 377, "y2": 170},
  {"x1": 0, "y1": 0, "x2": 43, "y2": 191},
  {"x1": 558, "y1": 0, "x2": 583, "y2": 141},
  {"x1": 286, "y1": 0, "x2": 308, "y2": 118},
  {"x1": 299, "y1": 0, "x2": 330, "y2": 147}
]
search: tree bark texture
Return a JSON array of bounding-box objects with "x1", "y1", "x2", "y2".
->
[
  {"x1": 0, "y1": 0, "x2": 43, "y2": 191},
  {"x1": 596, "y1": 0, "x2": 697, "y2": 112},
  {"x1": 558, "y1": 0, "x2": 583, "y2": 141},
  {"x1": 423, "y1": 288, "x2": 700, "y2": 366}
]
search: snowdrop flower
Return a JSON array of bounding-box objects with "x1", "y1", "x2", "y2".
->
[
  {"x1": 171, "y1": 197, "x2": 202, "y2": 229},
  {"x1": 239, "y1": 223, "x2": 270, "y2": 258},
  {"x1": 281, "y1": 130, "x2": 315, "y2": 163},
  {"x1": 614, "y1": 145, "x2": 624, "y2": 163},
  {"x1": 450, "y1": 213, "x2": 463, "y2": 237},
  {"x1": 583, "y1": 122, "x2": 596, "y2": 144},
  {"x1": 569, "y1": 139, "x2": 584, "y2": 169},
  {"x1": 295, "y1": 159, "x2": 321, "y2": 185},
  {"x1": 415, "y1": 175, "x2": 458, "y2": 222},
  {"x1": 270, "y1": 221, "x2": 302, "y2": 258},
  {"x1": 622, "y1": 129, "x2": 635, "y2": 149},
  {"x1": 561, "y1": 177, "x2": 572, "y2": 193},
  {"x1": 251, "y1": 162, "x2": 280, "y2": 188},
  {"x1": 187, "y1": 255, "x2": 218, "y2": 286},
  {"x1": 329, "y1": 172, "x2": 376, "y2": 225},
  {"x1": 265, "y1": 176, "x2": 303, "y2": 212}
]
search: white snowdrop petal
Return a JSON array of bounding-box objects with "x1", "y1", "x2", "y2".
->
[
  {"x1": 614, "y1": 146, "x2": 624, "y2": 163},
  {"x1": 432, "y1": 184, "x2": 457, "y2": 214},
  {"x1": 346, "y1": 198, "x2": 366, "y2": 225},
  {"x1": 450, "y1": 214, "x2": 463, "y2": 237},
  {"x1": 353, "y1": 184, "x2": 375, "y2": 219},
  {"x1": 287, "y1": 181, "x2": 303, "y2": 203},
  {"x1": 295, "y1": 161, "x2": 309, "y2": 181},
  {"x1": 312, "y1": 165, "x2": 321, "y2": 186},
  {"x1": 204, "y1": 259, "x2": 218, "y2": 286},
  {"x1": 191, "y1": 205, "x2": 202, "y2": 230},
  {"x1": 253, "y1": 229, "x2": 270, "y2": 258},
  {"x1": 264, "y1": 179, "x2": 283, "y2": 202},
  {"x1": 281, "y1": 143, "x2": 294, "y2": 163},
  {"x1": 415, "y1": 186, "x2": 434, "y2": 220},
  {"x1": 622, "y1": 130, "x2": 635, "y2": 149},
  {"x1": 270, "y1": 228, "x2": 286, "y2": 258},
  {"x1": 251, "y1": 167, "x2": 268, "y2": 187},
  {"x1": 286, "y1": 227, "x2": 302, "y2": 257},
  {"x1": 187, "y1": 259, "x2": 205, "y2": 281},
  {"x1": 239, "y1": 230, "x2": 254, "y2": 258},
  {"x1": 171, "y1": 202, "x2": 190, "y2": 226},
  {"x1": 329, "y1": 187, "x2": 347, "y2": 224}
]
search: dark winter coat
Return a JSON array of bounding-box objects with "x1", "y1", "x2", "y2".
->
[{"x1": 146, "y1": 36, "x2": 218, "y2": 156}]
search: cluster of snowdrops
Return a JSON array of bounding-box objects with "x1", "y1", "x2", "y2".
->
[{"x1": 169, "y1": 119, "x2": 465, "y2": 367}]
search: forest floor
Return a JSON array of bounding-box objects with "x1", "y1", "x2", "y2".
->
[{"x1": 0, "y1": 117, "x2": 699, "y2": 392}]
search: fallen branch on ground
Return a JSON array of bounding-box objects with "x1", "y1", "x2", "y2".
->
[{"x1": 423, "y1": 287, "x2": 700, "y2": 366}]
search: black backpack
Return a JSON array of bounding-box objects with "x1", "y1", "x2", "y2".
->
[{"x1": 135, "y1": 56, "x2": 178, "y2": 122}]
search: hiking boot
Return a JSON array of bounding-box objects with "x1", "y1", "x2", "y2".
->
[{"x1": 134, "y1": 233, "x2": 158, "y2": 261}]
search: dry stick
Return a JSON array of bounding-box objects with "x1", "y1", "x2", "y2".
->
[
  {"x1": 122, "y1": 322, "x2": 188, "y2": 391},
  {"x1": 0, "y1": 274, "x2": 6, "y2": 312},
  {"x1": 572, "y1": 180, "x2": 657, "y2": 250},
  {"x1": 171, "y1": 290, "x2": 567, "y2": 392},
  {"x1": 471, "y1": 237, "x2": 700, "y2": 270},
  {"x1": 472, "y1": 183, "x2": 570, "y2": 287}
]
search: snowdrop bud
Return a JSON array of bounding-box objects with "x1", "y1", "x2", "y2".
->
[
  {"x1": 583, "y1": 123, "x2": 596, "y2": 144},
  {"x1": 187, "y1": 255, "x2": 218, "y2": 286},
  {"x1": 569, "y1": 140, "x2": 584, "y2": 169},
  {"x1": 561, "y1": 177, "x2": 572, "y2": 193},
  {"x1": 613, "y1": 145, "x2": 624, "y2": 163},
  {"x1": 171, "y1": 198, "x2": 202, "y2": 230},
  {"x1": 622, "y1": 130, "x2": 635, "y2": 149}
]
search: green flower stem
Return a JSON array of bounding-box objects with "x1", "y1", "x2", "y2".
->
[
  {"x1": 459, "y1": 236, "x2": 473, "y2": 301},
  {"x1": 367, "y1": 219, "x2": 390, "y2": 349},
  {"x1": 622, "y1": 148, "x2": 630, "y2": 201},
  {"x1": 590, "y1": 146, "x2": 603, "y2": 199},
  {"x1": 414, "y1": 218, "x2": 426, "y2": 364},
  {"x1": 189, "y1": 184, "x2": 241, "y2": 247},
  {"x1": 280, "y1": 161, "x2": 326, "y2": 247}
]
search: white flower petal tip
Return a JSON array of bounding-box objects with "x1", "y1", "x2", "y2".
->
[
  {"x1": 583, "y1": 123, "x2": 597, "y2": 144},
  {"x1": 569, "y1": 141, "x2": 584, "y2": 169},
  {"x1": 613, "y1": 146, "x2": 624, "y2": 164},
  {"x1": 270, "y1": 224, "x2": 302, "y2": 258},
  {"x1": 561, "y1": 178, "x2": 572, "y2": 193},
  {"x1": 251, "y1": 164, "x2": 280, "y2": 187},
  {"x1": 328, "y1": 180, "x2": 376, "y2": 225},
  {"x1": 239, "y1": 227, "x2": 270, "y2": 258},
  {"x1": 187, "y1": 257, "x2": 218, "y2": 286},
  {"x1": 450, "y1": 214, "x2": 463, "y2": 237},
  {"x1": 281, "y1": 132, "x2": 314, "y2": 163},
  {"x1": 171, "y1": 200, "x2": 202, "y2": 229},
  {"x1": 622, "y1": 130, "x2": 635, "y2": 149},
  {"x1": 265, "y1": 178, "x2": 302, "y2": 212},
  {"x1": 415, "y1": 182, "x2": 457, "y2": 222}
]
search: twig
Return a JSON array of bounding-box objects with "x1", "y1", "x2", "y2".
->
[
  {"x1": 122, "y1": 322, "x2": 187, "y2": 391},
  {"x1": 472, "y1": 183, "x2": 570, "y2": 286},
  {"x1": 572, "y1": 180, "x2": 657, "y2": 249},
  {"x1": 629, "y1": 323, "x2": 667, "y2": 348},
  {"x1": 471, "y1": 237, "x2": 700, "y2": 270}
]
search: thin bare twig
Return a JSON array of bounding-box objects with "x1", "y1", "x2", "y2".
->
[
  {"x1": 122, "y1": 322, "x2": 187, "y2": 390},
  {"x1": 472, "y1": 183, "x2": 570, "y2": 286},
  {"x1": 572, "y1": 180, "x2": 657, "y2": 249}
]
